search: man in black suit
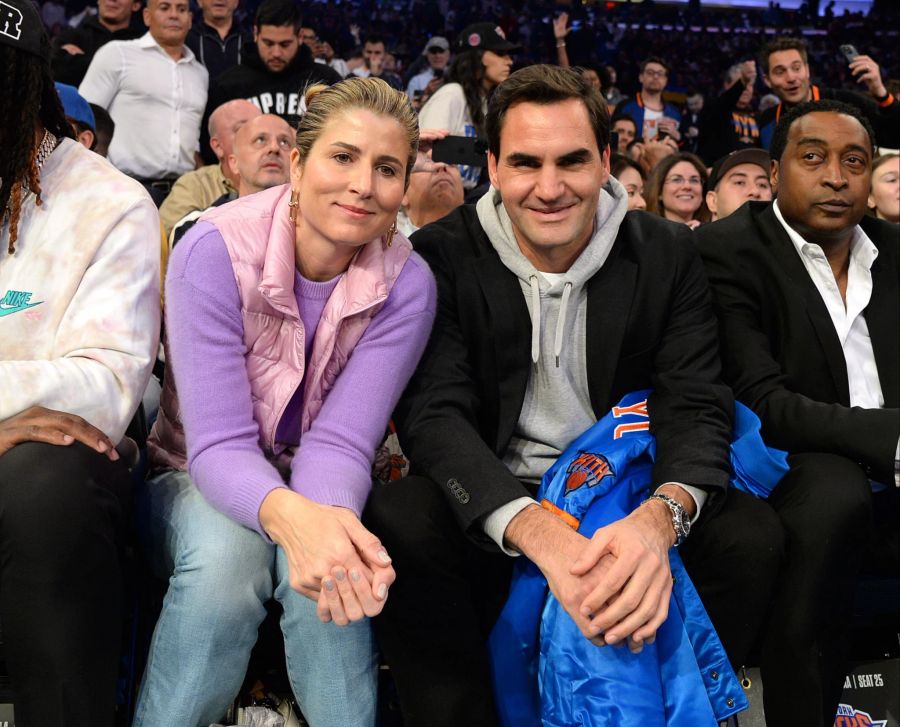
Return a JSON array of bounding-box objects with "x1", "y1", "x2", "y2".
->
[
  {"x1": 696, "y1": 99, "x2": 899, "y2": 727},
  {"x1": 364, "y1": 65, "x2": 782, "y2": 727}
]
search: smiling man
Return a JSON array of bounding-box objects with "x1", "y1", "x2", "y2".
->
[
  {"x1": 365, "y1": 64, "x2": 779, "y2": 727},
  {"x1": 696, "y1": 100, "x2": 899, "y2": 727},
  {"x1": 757, "y1": 36, "x2": 900, "y2": 151}
]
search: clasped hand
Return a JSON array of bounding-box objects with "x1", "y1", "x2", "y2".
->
[
  {"x1": 510, "y1": 503, "x2": 673, "y2": 655},
  {"x1": 259, "y1": 488, "x2": 396, "y2": 625}
]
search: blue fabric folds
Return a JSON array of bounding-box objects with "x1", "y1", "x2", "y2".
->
[{"x1": 488, "y1": 390, "x2": 788, "y2": 726}]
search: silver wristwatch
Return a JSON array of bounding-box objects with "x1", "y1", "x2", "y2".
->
[{"x1": 648, "y1": 492, "x2": 690, "y2": 546}]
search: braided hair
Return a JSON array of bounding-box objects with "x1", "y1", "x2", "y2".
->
[{"x1": 1, "y1": 44, "x2": 73, "y2": 254}]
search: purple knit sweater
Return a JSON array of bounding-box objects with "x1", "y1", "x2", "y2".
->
[{"x1": 164, "y1": 222, "x2": 436, "y2": 535}]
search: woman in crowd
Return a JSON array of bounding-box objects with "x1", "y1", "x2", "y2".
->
[
  {"x1": 611, "y1": 152, "x2": 647, "y2": 210},
  {"x1": 134, "y1": 77, "x2": 437, "y2": 727},
  {"x1": 418, "y1": 22, "x2": 519, "y2": 191},
  {"x1": 645, "y1": 151, "x2": 710, "y2": 228},
  {"x1": 868, "y1": 152, "x2": 899, "y2": 223}
]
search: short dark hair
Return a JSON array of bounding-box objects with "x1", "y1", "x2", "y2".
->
[
  {"x1": 255, "y1": 0, "x2": 302, "y2": 31},
  {"x1": 486, "y1": 64, "x2": 610, "y2": 158},
  {"x1": 363, "y1": 35, "x2": 386, "y2": 48},
  {"x1": 610, "y1": 152, "x2": 645, "y2": 181},
  {"x1": 759, "y1": 37, "x2": 808, "y2": 76},
  {"x1": 89, "y1": 103, "x2": 115, "y2": 142},
  {"x1": 610, "y1": 112, "x2": 637, "y2": 132},
  {"x1": 640, "y1": 56, "x2": 669, "y2": 74},
  {"x1": 770, "y1": 99, "x2": 876, "y2": 163}
]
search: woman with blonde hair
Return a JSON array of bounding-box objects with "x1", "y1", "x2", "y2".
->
[
  {"x1": 134, "y1": 77, "x2": 437, "y2": 726},
  {"x1": 645, "y1": 151, "x2": 711, "y2": 228}
]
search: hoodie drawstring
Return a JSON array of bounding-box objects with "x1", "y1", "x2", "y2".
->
[
  {"x1": 529, "y1": 275, "x2": 541, "y2": 364},
  {"x1": 529, "y1": 277, "x2": 572, "y2": 369},
  {"x1": 554, "y1": 282, "x2": 572, "y2": 368}
]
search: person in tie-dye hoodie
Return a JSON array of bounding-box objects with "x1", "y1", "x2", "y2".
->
[{"x1": 0, "y1": 4, "x2": 160, "y2": 724}]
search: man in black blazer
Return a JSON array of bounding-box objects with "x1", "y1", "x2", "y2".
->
[
  {"x1": 696, "y1": 100, "x2": 899, "y2": 727},
  {"x1": 365, "y1": 65, "x2": 781, "y2": 727}
]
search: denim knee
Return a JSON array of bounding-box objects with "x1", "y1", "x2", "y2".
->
[{"x1": 143, "y1": 469, "x2": 275, "y2": 615}]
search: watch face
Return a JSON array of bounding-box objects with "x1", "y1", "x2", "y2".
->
[{"x1": 679, "y1": 509, "x2": 691, "y2": 536}]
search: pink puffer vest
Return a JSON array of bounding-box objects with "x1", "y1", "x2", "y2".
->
[{"x1": 148, "y1": 184, "x2": 412, "y2": 470}]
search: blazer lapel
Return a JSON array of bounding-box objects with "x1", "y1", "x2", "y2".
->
[
  {"x1": 472, "y1": 255, "x2": 531, "y2": 452},
  {"x1": 756, "y1": 206, "x2": 851, "y2": 404},
  {"x1": 866, "y1": 239, "x2": 899, "y2": 407},
  {"x1": 585, "y1": 240, "x2": 637, "y2": 417}
]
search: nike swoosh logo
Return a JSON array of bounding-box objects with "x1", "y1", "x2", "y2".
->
[{"x1": 0, "y1": 301, "x2": 42, "y2": 317}]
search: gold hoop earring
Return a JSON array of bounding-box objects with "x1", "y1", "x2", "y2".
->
[
  {"x1": 385, "y1": 221, "x2": 397, "y2": 248},
  {"x1": 288, "y1": 189, "x2": 300, "y2": 223}
]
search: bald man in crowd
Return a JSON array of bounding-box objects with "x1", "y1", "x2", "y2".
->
[
  {"x1": 397, "y1": 160, "x2": 464, "y2": 236},
  {"x1": 170, "y1": 114, "x2": 292, "y2": 244},
  {"x1": 159, "y1": 98, "x2": 261, "y2": 234}
]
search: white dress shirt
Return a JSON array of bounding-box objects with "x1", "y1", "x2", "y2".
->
[
  {"x1": 80, "y1": 33, "x2": 208, "y2": 180},
  {"x1": 773, "y1": 200, "x2": 885, "y2": 410}
]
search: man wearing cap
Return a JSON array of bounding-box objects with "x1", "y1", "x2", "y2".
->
[
  {"x1": 55, "y1": 81, "x2": 98, "y2": 151},
  {"x1": 406, "y1": 36, "x2": 450, "y2": 107},
  {"x1": 79, "y1": 0, "x2": 209, "y2": 206},
  {"x1": 0, "y1": 2, "x2": 159, "y2": 723},
  {"x1": 706, "y1": 148, "x2": 772, "y2": 221},
  {"x1": 696, "y1": 100, "x2": 898, "y2": 726}
]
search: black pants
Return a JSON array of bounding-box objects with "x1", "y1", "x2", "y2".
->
[
  {"x1": 364, "y1": 475, "x2": 784, "y2": 727},
  {"x1": 758, "y1": 453, "x2": 873, "y2": 727},
  {"x1": 0, "y1": 442, "x2": 130, "y2": 727}
]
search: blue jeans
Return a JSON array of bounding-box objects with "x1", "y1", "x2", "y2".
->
[{"x1": 133, "y1": 469, "x2": 377, "y2": 727}]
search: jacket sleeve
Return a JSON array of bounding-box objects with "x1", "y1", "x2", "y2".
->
[
  {"x1": 646, "y1": 228, "x2": 734, "y2": 497},
  {"x1": 696, "y1": 226, "x2": 899, "y2": 483},
  {"x1": 0, "y1": 197, "x2": 160, "y2": 442},
  {"x1": 394, "y1": 229, "x2": 534, "y2": 546}
]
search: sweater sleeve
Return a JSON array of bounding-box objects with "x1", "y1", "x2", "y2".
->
[
  {"x1": 288, "y1": 253, "x2": 437, "y2": 515},
  {"x1": 164, "y1": 223, "x2": 287, "y2": 534},
  {"x1": 0, "y1": 196, "x2": 160, "y2": 442}
]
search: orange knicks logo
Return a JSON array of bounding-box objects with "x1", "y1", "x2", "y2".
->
[
  {"x1": 565, "y1": 452, "x2": 615, "y2": 495},
  {"x1": 834, "y1": 704, "x2": 887, "y2": 727}
]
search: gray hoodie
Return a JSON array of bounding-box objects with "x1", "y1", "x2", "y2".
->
[{"x1": 475, "y1": 175, "x2": 629, "y2": 486}]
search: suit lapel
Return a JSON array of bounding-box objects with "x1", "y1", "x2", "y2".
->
[
  {"x1": 472, "y1": 254, "x2": 531, "y2": 451},
  {"x1": 585, "y1": 239, "x2": 637, "y2": 417},
  {"x1": 756, "y1": 206, "x2": 851, "y2": 404},
  {"x1": 864, "y1": 227, "x2": 899, "y2": 407}
]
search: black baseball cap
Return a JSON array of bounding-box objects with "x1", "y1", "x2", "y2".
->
[
  {"x1": 708, "y1": 148, "x2": 771, "y2": 190},
  {"x1": 0, "y1": 0, "x2": 48, "y2": 58},
  {"x1": 457, "y1": 23, "x2": 521, "y2": 55}
]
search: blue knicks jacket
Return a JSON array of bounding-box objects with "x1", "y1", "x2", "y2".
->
[{"x1": 488, "y1": 390, "x2": 788, "y2": 726}]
